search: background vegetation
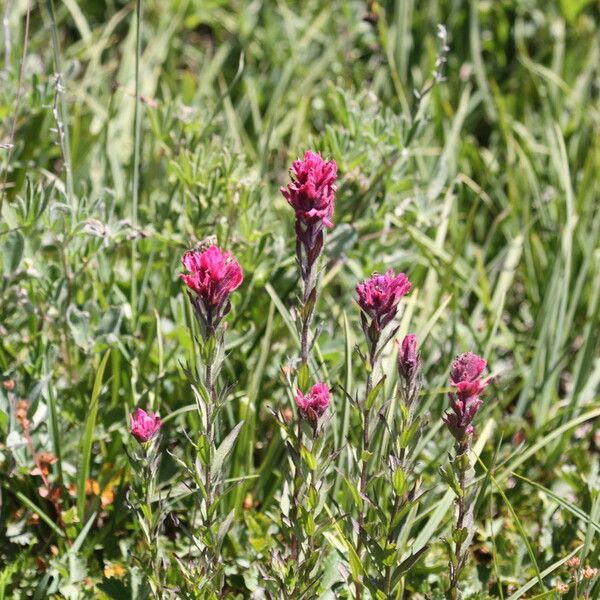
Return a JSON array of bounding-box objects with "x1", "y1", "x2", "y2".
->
[{"x1": 1, "y1": 0, "x2": 599, "y2": 597}]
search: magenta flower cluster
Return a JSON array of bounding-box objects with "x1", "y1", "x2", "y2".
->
[
  {"x1": 181, "y1": 246, "x2": 243, "y2": 311},
  {"x1": 398, "y1": 334, "x2": 420, "y2": 384},
  {"x1": 128, "y1": 149, "x2": 493, "y2": 469},
  {"x1": 356, "y1": 269, "x2": 412, "y2": 332},
  {"x1": 295, "y1": 382, "x2": 331, "y2": 426},
  {"x1": 130, "y1": 408, "x2": 161, "y2": 444},
  {"x1": 281, "y1": 150, "x2": 337, "y2": 229},
  {"x1": 444, "y1": 352, "x2": 490, "y2": 442},
  {"x1": 180, "y1": 245, "x2": 244, "y2": 333}
]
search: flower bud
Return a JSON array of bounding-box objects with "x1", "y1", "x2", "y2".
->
[
  {"x1": 444, "y1": 352, "x2": 489, "y2": 444},
  {"x1": 356, "y1": 270, "x2": 411, "y2": 332},
  {"x1": 295, "y1": 382, "x2": 331, "y2": 426},
  {"x1": 130, "y1": 408, "x2": 161, "y2": 444},
  {"x1": 398, "y1": 334, "x2": 421, "y2": 384}
]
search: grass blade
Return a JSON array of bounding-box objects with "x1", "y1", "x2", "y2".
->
[{"x1": 77, "y1": 350, "x2": 110, "y2": 521}]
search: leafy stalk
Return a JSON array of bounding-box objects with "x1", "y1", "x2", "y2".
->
[{"x1": 447, "y1": 440, "x2": 474, "y2": 600}]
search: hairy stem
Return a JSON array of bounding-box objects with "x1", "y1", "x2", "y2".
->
[
  {"x1": 448, "y1": 440, "x2": 470, "y2": 600},
  {"x1": 290, "y1": 426, "x2": 303, "y2": 561},
  {"x1": 291, "y1": 225, "x2": 320, "y2": 561},
  {"x1": 355, "y1": 345, "x2": 377, "y2": 600},
  {"x1": 142, "y1": 453, "x2": 163, "y2": 600},
  {"x1": 204, "y1": 362, "x2": 217, "y2": 570},
  {"x1": 205, "y1": 360, "x2": 214, "y2": 509},
  {"x1": 383, "y1": 493, "x2": 402, "y2": 594}
]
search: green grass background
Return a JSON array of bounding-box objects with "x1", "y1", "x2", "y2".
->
[{"x1": 1, "y1": 0, "x2": 599, "y2": 597}]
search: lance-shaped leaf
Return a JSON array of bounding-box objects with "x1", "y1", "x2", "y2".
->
[
  {"x1": 212, "y1": 421, "x2": 244, "y2": 478},
  {"x1": 365, "y1": 375, "x2": 386, "y2": 410}
]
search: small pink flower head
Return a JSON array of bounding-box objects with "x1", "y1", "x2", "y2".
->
[
  {"x1": 130, "y1": 408, "x2": 161, "y2": 444},
  {"x1": 295, "y1": 382, "x2": 331, "y2": 427},
  {"x1": 356, "y1": 270, "x2": 412, "y2": 330},
  {"x1": 444, "y1": 352, "x2": 489, "y2": 444},
  {"x1": 181, "y1": 246, "x2": 243, "y2": 333},
  {"x1": 398, "y1": 334, "x2": 420, "y2": 382},
  {"x1": 449, "y1": 352, "x2": 487, "y2": 386},
  {"x1": 281, "y1": 151, "x2": 337, "y2": 228}
]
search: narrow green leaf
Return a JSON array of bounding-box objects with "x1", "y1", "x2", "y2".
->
[
  {"x1": 13, "y1": 492, "x2": 64, "y2": 538},
  {"x1": 77, "y1": 350, "x2": 110, "y2": 521},
  {"x1": 390, "y1": 544, "x2": 429, "y2": 589},
  {"x1": 477, "y1": 458, "x2": 545, "y2": 594},
  {"x1": 365, "y1": 375, "x2": 386, "y2": 410},
  {"x1": 301, "y1": 445, "x2": 317, "y2": 472},
  {"x1": 297, "y1": 362, "x2": 310, "y2": 391},
  {"x1": 212, "y1": 421, "x2": 244, "y2": 477}
]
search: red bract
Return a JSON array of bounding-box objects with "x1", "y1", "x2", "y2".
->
[
  {"x1": 449, "y1": 352, "x2": 487, "y2": 386},
  {"x1": 356, "y1": 270, "x2": 411, "y2": 330},
  {"x1": 130, "y1": 408, "x2": 161, "y2": 443},
  {"x1": 398, "y1": 334, "x2": 419, "y2": 378},
  {"x1": 295, "y1": 382, "x2": 331, "y2": 425},
  {"x1": 181, "y1": 246, "x2": 243, "y2": 311},
  {"x1": 444, "y1": 352, "x2": 489, "y2": 443},
  {"x1": 281, "y1": 151, "x2": 337, "y2": 228}
]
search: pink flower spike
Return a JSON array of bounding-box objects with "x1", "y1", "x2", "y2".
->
[
  {"x1": 356, "y1": 270, "x2": 411, "y2": 329},
  {"x1": 295, "y1": 382, "x2": 331, "y2": 423},
  {"x1": 398, "y1": 334, "x2": 420, "y2": 382},
  {"x1": 180, "y1": 245, "x2": 243, "y2": 311},
  {"x1": 449, "y1": 352, "x2": 487, "y2": 386},
  {"x1": 281, "y1": 151, "x2": 337, "y2": 228},
  {"x1": 130, "y1": 408, "x2": 161, "y2": 443},
  {"x1": 444, "y1": 352, "x2": 490, "y2": 443}
]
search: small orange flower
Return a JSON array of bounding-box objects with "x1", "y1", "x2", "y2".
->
[
  {"x1": 32, "y1": 452, "x2": 57, "y2": 477},
  {"x1": 85, "y1": 479, "x2": 100, "y2": 496},
  {"x1": 104, "y1": 563, "x2": 126, "y2": 579},
  {"x1": 101, "y1": 486, "x2": 115, "y2": 508}
]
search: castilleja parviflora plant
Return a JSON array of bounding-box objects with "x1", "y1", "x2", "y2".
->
[
  {"x1": 267, "y1": 151, "x2": 336, "y2": 593},
  {"x1": 442, "y1": 352, "x2": 491, "y2": 599},
  {"x1": 178, "y1": 244, "x2": 244, "y2": 593},
  {"x1": 127, "y1": 408, "x2": 164, "y2": 595},
  {"x1": 350, "y1": 269, "x2": 413, "y2": 598}
]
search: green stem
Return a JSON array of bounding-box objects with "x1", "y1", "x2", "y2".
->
[
  {"x1": 290, "y1": 426, "x2": 303, "y2": 561},
  {"x1": 45, "y1": 0, "x2": 74, "y2": 207},
  {"x1": 448, "y1": 440, "x2": 470, "y2": 600},
  {"x1": 356, "y1": 345, "x2": 377, "y2": 600},
  {"x1": 291, "y1": 233, "x2": 319, "y2": 560},
  {"x1": 383, "y1": 493, "x2": 401, "y2": 594},
  {"x1": 205, "y1": 360, "x2": 214, "y2": 509},
  {"x1": 142, "y1": 449, "x2": 162, "y2": 599},
  {"x1": 130, "y1": 0, "x2": 143, "y2": 320}
]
